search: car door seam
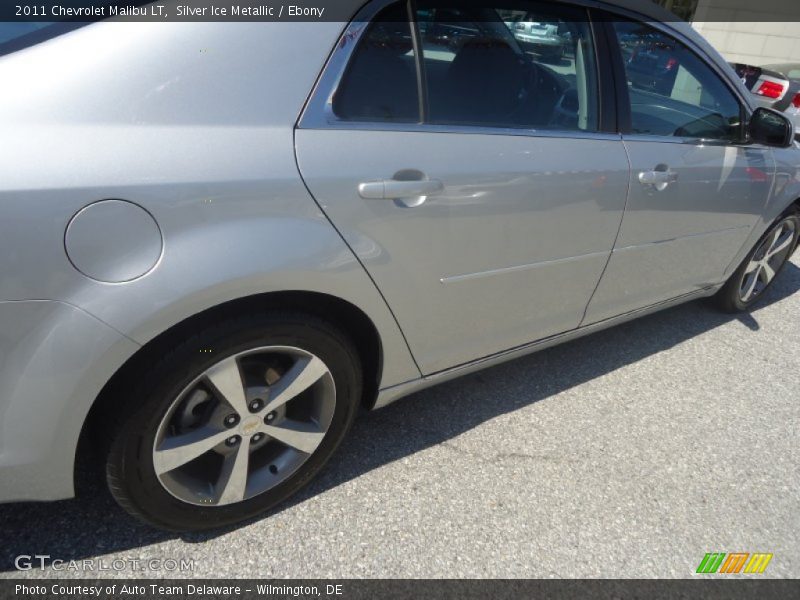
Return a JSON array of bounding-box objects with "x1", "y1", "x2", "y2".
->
[
  {"x1": 578, "y1": 137, "x2": 633, "y2": 327},
  {"x1": 291, "y1": 127, "x2": 423, "y2": 377}
]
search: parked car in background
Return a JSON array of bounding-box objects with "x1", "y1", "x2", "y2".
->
[
  {"x1": 504, "y1": 16, "x2": 571, "y2": 62},
  {"x1": 417, "y1": 7, "x2": 480, "y2": 52},
  {"x1": 618, "y1": 26, "x2": 686, "y2": 96},
  {"x1": 732, "y1": 62, "x2": 800, "y2": 132},
  {"x1": 1, "y1": 0, "x2": 799, "y2": 533}
]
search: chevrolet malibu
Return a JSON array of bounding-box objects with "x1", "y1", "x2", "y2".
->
[{"x1": 1, "y1": 0, "x2": 799, "y2": 531}]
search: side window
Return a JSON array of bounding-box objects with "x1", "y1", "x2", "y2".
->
[
  {"x1": 332, "y1": 3, "x2": 420, "y2": 122},
  {"x1": 416, "y1": 2, "x2": 598, "y2": 131},
  {"x1": 613, "y1": 22, "x2": 742, "y2": 141}
]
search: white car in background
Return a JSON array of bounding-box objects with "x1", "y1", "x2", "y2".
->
[
  {"x1": 504, "y1": 17, "x2": 570, "y2": 61},
  {"x1": 733, "y1": 62, "x2": 800, "y2": 132}
]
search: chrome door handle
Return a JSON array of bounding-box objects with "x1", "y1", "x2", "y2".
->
[
  {"x1": 638, "y1": 170, "x2": 677, "y2": 184},
  {"x1": 358, "y1": 179, "x2": 444, "y2": 200},
  {"x1": 638, "y1": 168, "x2": 678, "y2": 191}
]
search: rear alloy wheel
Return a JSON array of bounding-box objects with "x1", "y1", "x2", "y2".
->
[
  {"x1": 103, "y1": 312, "x2": 361, "y2": 531},
  {"x1": 154, "y1": 346, "x2": 336, "y2": 507},
  {"x1": 715, "y1": 213, "x2": 799, "y2": 312}
]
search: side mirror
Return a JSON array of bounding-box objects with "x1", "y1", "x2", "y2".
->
[{"x1": 748, "y1": 107, "x2": 794, "y2": 147}]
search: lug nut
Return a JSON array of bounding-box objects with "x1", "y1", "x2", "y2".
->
[
  {"x1": 223, "y1": 414, "x2": 239, "y2": 428},
  {"x1": 264, "y1": 411, "x2": 277, "y2": 423},
  {"x1": 251, "y1": 433, "x2": 265, "y2": 443},
  {"x1": 225, "y1": 436, "x2": 240, "y2": 447},
  {"x1": 249, "y1": 398, "x2": 263, "y2": 412}
]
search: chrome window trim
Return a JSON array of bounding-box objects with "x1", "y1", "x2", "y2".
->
[
  {"x1": 300, "y1": 119, "x2": 622, "y2": 141},
  {"x1": 298, "y1": 0, "x2": 616, "y2": 141},
  {"x1": 621, "y1": 133, "x2": 744, "y2": 147},
  {"x1": 299, "y1": 0, "x2": 404, "y2": 131},
  {"x1": 621, "y1": 134, "x2": 778, "y2": 151}
]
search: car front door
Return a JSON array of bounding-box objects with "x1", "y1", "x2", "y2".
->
[
  {"x1": 295, "y1": 0, "x2": 630, "y2": 374},
  {"x1": 583, "y1": 19, "x2": 775, "y2": 324}
]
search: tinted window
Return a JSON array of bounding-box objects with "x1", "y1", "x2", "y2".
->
[
  {"x1": 333, "y1": 1, "x2": 598, "y2": 132},
  {"x1": 614, "y1": 22, "x2": 742, "y2": 141},
  {"x1": 417, "y1": 2, "x2": 598, "y2": 131},
  {"x1": 332, "y1": 3, "x2": 419, "y2": 122}
]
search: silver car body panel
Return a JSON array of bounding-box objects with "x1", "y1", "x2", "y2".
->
[
  {"x1": 375, "y1": 283, "x2": 720, "y2": 409},
  {"x1": 0, "y1": 19, "x2": 419, "y2": 388},
  {"x1": 296, "y1": 129, "x2": 630, "y2": 374},
  {"x1": 0, "y1": 0, "x2": 798, "y2": 502},
  {"x1": 0, "y1": 20, "x2": 420, "y2": 500},
  {"x1": 0, "y1": 300, "x2": 139, "y2": 502},
  {"x1": 584, "y1": 140, "x2": 774, "y2": 323}
]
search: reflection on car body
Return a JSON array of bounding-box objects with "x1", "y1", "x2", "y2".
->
[{"x1": 504, "y1": 14, "x2": 572, "y2": 62}]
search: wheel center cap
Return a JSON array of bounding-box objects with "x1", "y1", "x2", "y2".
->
[{"x1": 241, "y1": 417, "x2": 261, "y2": 436}]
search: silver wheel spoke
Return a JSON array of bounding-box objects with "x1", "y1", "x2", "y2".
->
[
  {"x1": 154, "y1": 427, "x2": 231, "y2": 475},
  {"x1": 217, "y1": 443, "x2": 250, "y2": 505},
  {"x1": 744, "y1": 259, "x2": 760, "y2": 274},
  {"x1": 761, "y1": 261, "x2": 776, "y2": 283},
  {"x1": 153, "y1": 345, "x2": 336, "y2": 507},
  {"x1": 767, "y1": 231, "x2": 793, "y2": 258},
  {"x1": 263, "y1": 420, "x2": 326, "y2": 454},
  {"x1": 206, "y1": 356, "x2": 249, "y2": 416},
  {"x1": 766, "y1": 227, "x2": 782, "y2": 252},
  {"x1": 263, "y1": 356, "x2": 329, "y2": 414},
  {"x1": 741, "y1": 269, "x2": 760, "y2": 302}
]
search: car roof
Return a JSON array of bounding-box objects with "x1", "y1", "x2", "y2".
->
[
  {"x1": 596, "y1": 1, "x2": 716, "y2": 51},
  {"x1": 339, "y1": 0, "x2": 687, "y2": 22}
]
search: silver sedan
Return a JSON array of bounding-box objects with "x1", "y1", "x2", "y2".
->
[{"x1": 1, "y1": 0, "x2": 799, "y2": 531}]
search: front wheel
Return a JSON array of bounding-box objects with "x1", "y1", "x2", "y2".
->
[
  {"x1": 714, "y1": 212, "x2": 799, "y2": 312},
  {"x1": 102, "y1": 312, "x2": 362, "y2": 531}
]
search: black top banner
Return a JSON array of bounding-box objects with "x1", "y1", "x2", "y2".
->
[
  {"x1": 4, "y1": 0, "x2": 800, "y2": 22},
  {"x1": 3, "y1": 1, "x2": 356, "y2": 21}
]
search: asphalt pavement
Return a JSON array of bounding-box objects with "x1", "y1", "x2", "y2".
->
[{"x1": 2, "y1": 256, "x2": 799, "y2": 579}]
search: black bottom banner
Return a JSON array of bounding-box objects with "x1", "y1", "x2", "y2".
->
[{"x1": 2, "y1": 579, "x2": 799, "y2": 600}]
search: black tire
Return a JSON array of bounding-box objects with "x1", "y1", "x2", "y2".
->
[
  {"x1": 102, "y1": 311, "x2": 362, "y2": 531},
  {"x1": 714, "y1": 210, "x2": 799, "y2": 313}
]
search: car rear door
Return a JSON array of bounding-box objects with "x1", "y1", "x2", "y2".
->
[
  {"x1": 295, "y1": 0, "x2": 630, "y2": 375},
  {"x1": 583, "y1": 18, "x2": 775, "y2": 324}
]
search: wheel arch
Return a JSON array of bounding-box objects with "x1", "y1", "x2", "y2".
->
[{"x1": 76, "y1": 290, "x2": 386, "y2": 492}]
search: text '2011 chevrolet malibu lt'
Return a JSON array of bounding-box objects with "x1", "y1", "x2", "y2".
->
[{"x1": 1, "y1": 0, "x2": 798, "y2": 531}]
